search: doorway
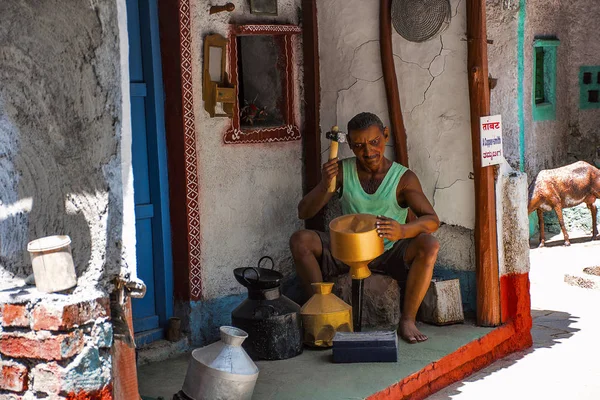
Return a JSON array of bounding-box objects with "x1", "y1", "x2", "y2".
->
[{"x1": 126, "y1": 0, "x2": 173, "y2": 345}]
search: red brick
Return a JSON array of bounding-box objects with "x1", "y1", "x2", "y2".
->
[
  {"x1": 32, "y1": 298, "x2": 110, "y2": 331},
  {"x1": 0, "y1": 330, "x2": 84, "y2": 361},
  {"x1": 1, "y1": 304, "x2": 29, "y2": 328},
  {"x1": 66, "y1": 385, "x2": 112, "y2": 400},
  {"x1": 0, "y1": 361, "x2": 28, "y2": 392}
]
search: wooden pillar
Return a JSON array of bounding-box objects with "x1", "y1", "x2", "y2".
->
[
  {"x1": 301, "y1": 0, "x2": 325, "y2": 231},
  {"x1": 380, "y1": 0, "x2": 409, "y2": 167},
  {"x1": 111, "y1": 299, "x2": 139, "y2": 400},
  {"x1": 466, "y1": 0, "x2": 501, "y2": 326},
  {"x1": 158, "y1": 0, "x2": 192, "y2": 301}
]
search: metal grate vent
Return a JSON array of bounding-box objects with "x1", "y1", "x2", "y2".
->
[{"x1": 391, "y1": 0, "x2": 452, "y2": 43}]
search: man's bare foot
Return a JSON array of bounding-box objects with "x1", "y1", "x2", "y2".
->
[{"x1": 397, "y1": 317, "x2": 428, "y2": 344}]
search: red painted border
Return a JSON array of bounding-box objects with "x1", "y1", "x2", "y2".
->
[
  {"x1": 234, "y1": 24, "x2": 302, "y2": 35},
  {"x1": 224, "y1": 25, "x2": 301, "y2": 144},
  {"x1": 368, "y1": 273, "x2": 532, "y2": 400},
  {"x1": 178, "y1": 0, "x2": 203, "y2": 300}
]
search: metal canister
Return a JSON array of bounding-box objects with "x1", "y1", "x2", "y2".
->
[
  {"x1": 182, "y1": 326, "x2": 259, "y2": 400},
  {"x1": 231, "y1": 257, "x2": 303, "y2": 360}
]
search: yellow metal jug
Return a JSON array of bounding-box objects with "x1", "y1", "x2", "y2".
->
[{"x1": 300, "y1": 282, "x2": 352, "y2": 347}]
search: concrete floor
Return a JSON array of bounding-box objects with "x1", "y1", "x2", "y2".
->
[
  {"x1": 429, "y1": 232, "x2": 600, "y2": 399},
  {"x1": 138, "y1": 321, "x2": 493, "y2": 400}
]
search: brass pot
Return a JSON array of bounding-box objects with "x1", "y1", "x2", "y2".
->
[
  {"x1": 300, "y1": 282, "x2": 352, "y2": 347},
  {"x1": 329, "y1": 214, "x2": 384, "y2": 280}
]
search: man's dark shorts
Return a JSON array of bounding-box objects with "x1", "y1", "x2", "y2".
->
[{"x1": 316, "y1": 231, "x2": 413, "y2": 283}]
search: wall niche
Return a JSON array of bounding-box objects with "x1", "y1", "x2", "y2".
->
[{"x1": 224, "y1": 24, "x2": 301, "y2": 144}]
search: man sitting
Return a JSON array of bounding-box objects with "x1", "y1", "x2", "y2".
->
[{"x1": 290, "y1": 112, "x2": 440, "y2": 344}]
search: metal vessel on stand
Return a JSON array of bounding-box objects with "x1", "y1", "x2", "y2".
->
[{"x1": 329, "y1": 214, "x2": 385, "y2": 332}]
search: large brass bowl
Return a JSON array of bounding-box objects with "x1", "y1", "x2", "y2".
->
[{"x1": 329, "y1": 214, "x2": 384, "y2": 280}]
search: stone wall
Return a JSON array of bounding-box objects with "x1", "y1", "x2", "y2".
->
[
  {"x1": 565, "y1": 0, "x2": 600, "y2": 165},
  {"x1": 487, "y1": 1, "x2": 600, "y2": 237},
  {"x1": 523, "y1": 0, "x2": 571, "y2": 177},
  {"x1": 0, "y1": 293, "x2": 113, "y2": 398},
  {"x1": 488, "y1": 0, "x2": 600, "y2": 178},
  {"x1": 0, "y1": 0, "x2": 135, "y2": 295}
]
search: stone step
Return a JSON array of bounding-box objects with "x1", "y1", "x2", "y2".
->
[
  {"x1": 135, "y1": 328, "x2": 165, "y2": 347},
  {"x1": 136, "y1": 337, "x2": 189, "y2": 366}
]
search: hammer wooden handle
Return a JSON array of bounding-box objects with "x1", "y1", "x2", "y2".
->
[{"x1": 327, "y1": 126, "x2": 340, "y2": 193}]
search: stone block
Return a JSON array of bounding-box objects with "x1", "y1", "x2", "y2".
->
[
  {"x1": 0, "y1": 361, "x2": 28, "y2": 392},
  {"x1": 418, "y1": 279, "x2": 464, "y2": 325},
  {"x1": 1, "y1": 304, "x2": 30, "y2": 328},
  {"x1": 0, "y1": 330, "x2": 84, "y2": 361},
  {"x1": 332, "y1": 273, "x2": 400, "y2": 328},
  {"x1": 31, "y1": 298, "x2": 110, "y2": 331}
]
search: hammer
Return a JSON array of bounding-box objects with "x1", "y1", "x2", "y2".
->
[{"x1": 325, "y1": 126, "x2": 347, "y2": 192}]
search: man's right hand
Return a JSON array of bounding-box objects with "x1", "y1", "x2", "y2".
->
[{"x1": 321, "y1": 158, "x2": 339, "y2": 189}]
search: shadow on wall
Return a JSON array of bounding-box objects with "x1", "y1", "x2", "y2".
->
[
  {"x1": 0, "y1": 0, "x2": 126, "y2": 293},
  {"x1": 429, "y1": 309, "x2": 579, "y2": 399}
]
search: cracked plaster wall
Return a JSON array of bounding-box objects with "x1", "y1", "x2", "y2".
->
[
  {"x1": 190, "y1": 0, "x2": 304, "y2": 301},
  {"x1": 0, "y1": 0, "x2": 135, "y2": 295},
  {"x1": 317, "y1": 0, "x2": 475, "y2": 272}
]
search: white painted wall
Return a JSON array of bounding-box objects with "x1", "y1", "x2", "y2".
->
[
  {"x1": 487, "y1": 0, "x2": 520, "y2": 169},
  {"x1": 317, "y1": 0, "x2": 475, "y2": 230},
  {"x1": 190, "y1": 0, "x2": 304, "y2": 300}
]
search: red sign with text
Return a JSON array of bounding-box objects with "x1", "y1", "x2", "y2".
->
[{"x1": 480, "y1": 115, "x2": 503, "y2": 167}]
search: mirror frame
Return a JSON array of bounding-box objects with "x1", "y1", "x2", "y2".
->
[
  {"x1": 224, "y1": 24, "x2": 302, "y2": 144},
  {"x1": 203, "y1": 34, "x2": 235, "y2": 117}
]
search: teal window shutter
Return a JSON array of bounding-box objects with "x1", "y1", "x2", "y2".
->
[
  {"x1": 532, "y1": 39, "x2": 559, "y2": 121},
  {"x1": 534, "y1": 48, "x2": 545, "y2": 104},
  {"x1": 579, "y1": 66, "x2": 600, "y2": 109}
]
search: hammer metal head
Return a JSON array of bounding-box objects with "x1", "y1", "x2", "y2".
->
[{"x1": 326, "y1": 127, "x2": 347, "y2": 143}]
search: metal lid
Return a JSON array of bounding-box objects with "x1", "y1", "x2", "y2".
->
[{"x1": 27, "y1": 235, "x2": 71, "y2": 252}]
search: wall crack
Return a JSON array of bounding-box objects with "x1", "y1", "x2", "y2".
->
[
  {"x1": 409, "y1": 36, "x2": 449, "y2": 114},
  {"x1": 435, "y1": 178, "x2": 467, "y2": 191}
]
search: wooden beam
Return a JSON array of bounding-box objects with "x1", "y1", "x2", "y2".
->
[
  {"x1": 301, "y1": 0, "x2": 325, "y2": 231},
  {"x1": 380, "y1": 0, "x2": 409, "y2": 167},
  {"x1": 157, "y1": 0, "x2": 191, "y2": 301},
  {"x1": 466, "y1": 0, "x2": 501, "y2": 326}
]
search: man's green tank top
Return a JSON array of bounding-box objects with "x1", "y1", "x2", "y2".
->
[{"x1": 340, "y1": 157, "x2": 409, "y2": 251}]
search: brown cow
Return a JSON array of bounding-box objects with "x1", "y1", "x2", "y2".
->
[{"x1": 528, "y1": 161, "x2": 600, "y2": 247}]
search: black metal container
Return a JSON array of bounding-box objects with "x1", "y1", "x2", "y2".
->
[{"x1": 231, "y1": 257, "x2": 303, "y2": 360}]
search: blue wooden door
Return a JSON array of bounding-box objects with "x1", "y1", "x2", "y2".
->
[{"x1": 127, "y1": 0, "x2": 173, "y2": 345}]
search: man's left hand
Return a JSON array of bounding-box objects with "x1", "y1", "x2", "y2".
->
[{"x1": 376, "y1": 215, "x2": 406, "y2": 241}]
